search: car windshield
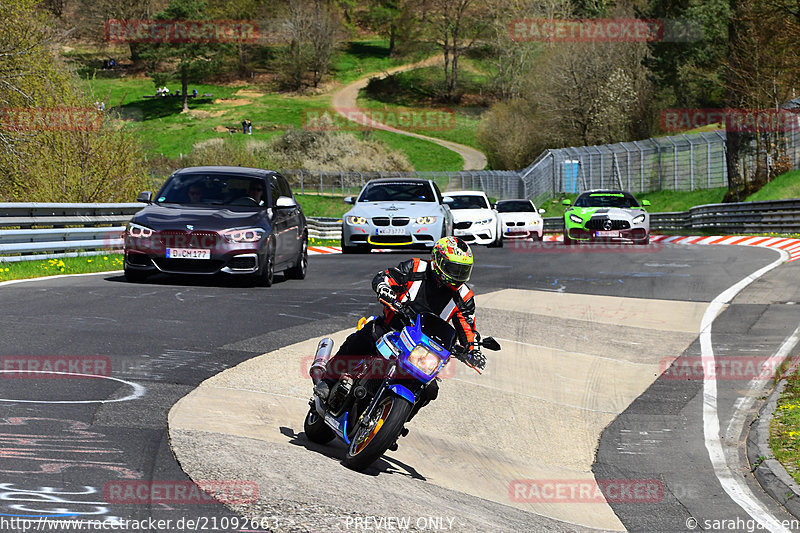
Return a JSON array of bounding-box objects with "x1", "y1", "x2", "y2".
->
[
  {"x1": 496, "y1": 200, "x2": 534, "y2": 213},
  {"x1": 156, "y1": 173, "x2": 268, "y2": 208},
  {"x1": 358, "y1": 182, "x2": 435, "y2": 202},
  {"x1": 575, "y1": 193, "x2": 639, "y2": 208},
  {"x1": 449, "y1": 195, "x2": 489, "y2": 210}
]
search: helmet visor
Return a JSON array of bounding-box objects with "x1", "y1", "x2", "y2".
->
[{"x1": 440, "y1": 260, "x2": 472, "y2": 284}]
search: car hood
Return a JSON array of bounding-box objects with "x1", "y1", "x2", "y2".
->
[
  {"x1": 568, "y1": 207, "x2": 646, "y2": 220},
  {"x1": 347, "y1": 201, "x2": 440, "y2": 218},
  {"x1": 132, "y1": 203, "x2": 268, "y2": 231},
  {"x1": 451, "y1": 208, "x2": 496, "y2": 222},
  {"x1": 499, "y1": 212, "x2": 541, "y2": 223}
]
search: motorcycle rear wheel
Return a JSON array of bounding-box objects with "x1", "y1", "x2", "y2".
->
[
  {"x1": 343, "y1": 394, "x2": 413, "y2": 471},
  {"x1": 303, "y1": 408, "x2": 336, "y2": 444}
]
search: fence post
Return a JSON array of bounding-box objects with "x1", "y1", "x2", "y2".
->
[
  {"x1": 649, "y1": 138, "x2": 662, "y2": 191},
  {"x1": 683, "y1": 134, "x2": 694, "y2": 191},
  {"x1": 300, "y1": 170, "x2": 304, "y2": 194}
]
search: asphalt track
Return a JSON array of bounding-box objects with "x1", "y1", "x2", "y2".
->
[{"x1": 0, "y1": 242, "x2": 799, "y2": 532}]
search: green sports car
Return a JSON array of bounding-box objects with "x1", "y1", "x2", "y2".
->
[{"x1": 562, "y1": 189, "x2": 651, "y2": 245}]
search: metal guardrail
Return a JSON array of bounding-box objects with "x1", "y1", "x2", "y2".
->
[
  {"x1": 0, "y1": 203, "x2": 343, "y2": 261},
  {"x1": 3, "y1": 200, "x2": 800, "y2": 262}
]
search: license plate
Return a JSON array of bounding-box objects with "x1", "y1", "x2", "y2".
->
[
  {"x1": 454, "y1": 229, "x2": 468, "y2": 236},
  {"x1": 166, "y1": 248, "x2": 211, "y2": 259},
  {"x1": 595, "y1": 231, "x2": 619, "y2": 237},
  {"x1": 376, "y1": 228, "x2": 405, "y2": 236}
]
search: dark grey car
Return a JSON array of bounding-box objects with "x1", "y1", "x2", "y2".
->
[{"x1": 123, "y1": 166, "x2": 307, "y2": 286}]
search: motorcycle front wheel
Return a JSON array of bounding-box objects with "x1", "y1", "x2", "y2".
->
[
  {"x1": 303, "y1": 408, "x2": 336, "y2": 444},
  {"x1": 343, "y1": 394, "x2": 413, "y2": 471}
]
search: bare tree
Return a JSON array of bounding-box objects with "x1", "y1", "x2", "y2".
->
[{"x1": 426, "y1": 0, "x2": 489, "y2": 100}]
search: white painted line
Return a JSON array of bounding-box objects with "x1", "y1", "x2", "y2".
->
[
  {"x1": 700, "y1": 246, "x2": 793, "y2": 532},
  {"x1": 0, "y1": 370, "x2": 146, "y2": 404},
  {"x1": 0, "y1": 269, "x2": 123, "y2": 288}
]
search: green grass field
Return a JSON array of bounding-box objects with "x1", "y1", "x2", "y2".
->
[{"x1": 771, "y1": 366, "x2": 800, "y2": 484}]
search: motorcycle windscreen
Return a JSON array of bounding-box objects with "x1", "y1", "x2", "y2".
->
[{"x1": 416, "y1": 312, "x2": 457, "y2": 351}]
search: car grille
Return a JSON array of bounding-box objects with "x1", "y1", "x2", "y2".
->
[
  {"x1": 158, "y1": 230, "x2": 221, "y2": 247},
  {"x1": 585, "y1": 218, "x2": 630, "y2": 230},
  {"x1": 372, "y1": 217, "x2": 409, "y2": 226},
  {"x1": 454, "y1": 221, "x2": 472, "y2": 230},
  {"x1": 505, "y1": 221, "x2": 525, "y2": 227},
  {"x1": 153, "y1": 258, "x2": 224, "y2": 274}
]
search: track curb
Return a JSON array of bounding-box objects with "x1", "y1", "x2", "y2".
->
[{"x1": 747, "y1": 376, "x2": 800, "y2": 520}]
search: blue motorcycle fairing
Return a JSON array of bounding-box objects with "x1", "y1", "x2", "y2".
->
[
  {"x1": 394, "y1": 314, "x2": 451, "y2": 382},
  {"x1": 388, "y1": 384, "x2": 415, "y2": 404}
]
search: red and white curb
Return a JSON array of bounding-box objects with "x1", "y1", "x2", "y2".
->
[
  {"x1": 650, "y1": 234, "x2": 800, "y2": 262},
  {"x1": 312, "y1": 236, "x2": 800, "y2": 263}
]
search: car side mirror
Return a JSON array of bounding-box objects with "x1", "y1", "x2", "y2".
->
[
  {"x1": 562, "y1": 199, "x2": 571, "y2": 206},
  {"x1": 137, "y1": 191, "x2": 152, "y2": 203},
  {"x1": 481, "y1": 337, "x2": 501, "y2": 351},
  {"x1": 642, "y1": 200, "x2": 651, "y2": 207},
  {"x1": 538, "y1": 208, "x2": 546, "y2": 214},
  {"x1": 344, "y1": 196, "x2": 355, "y2": 204},
  {"x1": 442, "y1": 196, "x2": 454, "y2": 204},
  {"x1": 275, "y1": 196, "x2": 297, "y2": 209}
]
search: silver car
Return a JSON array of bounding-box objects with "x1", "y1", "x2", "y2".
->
[{"x1": 341, "y1": 179, "x2": 454, "y2": 253}]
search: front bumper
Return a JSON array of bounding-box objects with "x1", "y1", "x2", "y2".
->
[
  {"x1": 566, "y1": 227, "x2": 649, "y2": 243},
  {"x1": 124, "y1": 231, "x2": 265, "y2": 275},
  {"x1": 453, "y1": 223, "x2": 496, "y2": 245},
  {"x1": 502, "y1": 223, "x2": 543, "y2": 240},
  {"x1": 342, "y1": 219, "x2": 442, "y2": 248}
]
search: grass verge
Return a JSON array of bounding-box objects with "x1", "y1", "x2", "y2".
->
[
  {"x1": 0, "y1": 255, "x2": 124, "y2": 283},
  {"x1": 770, "y1": 363, "x2": 800, "y2": 484}
]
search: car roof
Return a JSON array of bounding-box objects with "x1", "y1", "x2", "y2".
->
[
  {"x1": 172, "y1": 166, "x2": 276, "y2": 177},
  {"x1": 496, "y1": 198, "x2": 532, "y2": 203},
  {"x1": 446, "y1": 190, "x2": 488, "y2": 197},
  {"x1": 580, "y1": 189, "x2": 632, "y2": 195},
  {"x1": 363, "y1": 178, "x2": 431, "y2": 185}
]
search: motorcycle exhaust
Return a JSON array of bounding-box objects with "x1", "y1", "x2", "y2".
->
[{"x1": 310, "y1": 337, "x2": 334, "y2": 384}]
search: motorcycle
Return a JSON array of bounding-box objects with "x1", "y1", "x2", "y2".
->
[{"x1": 303, "y1": 299, "x2": 501, "y2": 471}]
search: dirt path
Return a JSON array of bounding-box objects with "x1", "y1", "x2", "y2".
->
[{"x1": 330, "y1": 56, "x2": 488, "y2": 171}]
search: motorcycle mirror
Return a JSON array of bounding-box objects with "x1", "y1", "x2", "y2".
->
[{"x1": 481, "y1": 337, "x2": 501, "y2": 351}]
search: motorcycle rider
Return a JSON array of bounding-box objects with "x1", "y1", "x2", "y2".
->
[{"x1": 314, "y1": 236, "x2": 486, "y2": 421}]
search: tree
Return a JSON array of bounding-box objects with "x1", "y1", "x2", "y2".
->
[
  {"x1": 280, "y1": 0, "x2": 342, "y2": 90},
  {"x1": 141, "y1": 0, "x2": 233, "y2": 112},
  {"x1": 426, "y1": 0, "x2": 490, "y2": 100}
]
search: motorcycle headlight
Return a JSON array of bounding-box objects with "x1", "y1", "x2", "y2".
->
[
  {"x1": 416, "y1": 216, "x2": 437, "y2": 224},
  {"x1": 407, "y1": 345, "x2": 442, "y2": 375},
  {"x1": 632, "y1": 214, "x2": 646, "y2": 224},
  {"x1": 347, "y1": 216, "x2": 367, "y2": 225},
  {"x1": 126, "y1": 223, "x2": 153, "y2": 238},
  {"x1": 569, "y1": 214, "x2": 583, "y2": 224},
  {"x1": 220, "y1": 228, "x2": 265, "y2": 243}
]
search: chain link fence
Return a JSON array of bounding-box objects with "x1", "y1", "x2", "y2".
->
[
  {"x1": 278, "y1": 169, "x2": 525, "y2": 200},
  {"x1": 520, "y1": 128, "x2": 800, "y2": 204}
]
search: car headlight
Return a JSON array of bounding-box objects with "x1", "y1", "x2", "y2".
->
[
  {"x1": 416, "y1": 216, "x2": 437, "y2": 224},
  {"x1": 569, "y1": 214, "x2": 583, "y2": 224},
  {"x1": 407, "y1": 345, "x2": 442, "y2": 375},
  {"x1": 220, "y1": 228, "x2": 265, "y2": 243},
  {"x1": 632, "y1": 214, "x2": 646, "y2": 224},
  {"x1": 126, "y1": 223, "x2": 153, "y2": 238},
  {"x1": 531, "y1": 219, "x2": 542, "y2": 225},
  {"x1": 347, "y1": 216, "x2": 367, "y2": 225}
]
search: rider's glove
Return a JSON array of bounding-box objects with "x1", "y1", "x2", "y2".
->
[
  {"x1": 376, "y1": 282, "x2": 397, "y2": 304},
  {"x1": 467, "y1": 349, "x2": 486, "y2": 370}
]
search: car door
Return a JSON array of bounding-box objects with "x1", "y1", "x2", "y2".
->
[
  {"x1": 278, "y1": 174, "x2": 303, "y2": 253},
  {"x1": 269, "y1": 175, "x2": 291, "y2": 266}
]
